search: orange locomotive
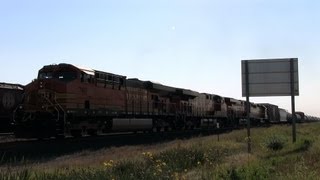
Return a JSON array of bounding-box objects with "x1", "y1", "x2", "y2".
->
[{"x1": 14, "y1": 63, "x2": 266, "y2": 138}]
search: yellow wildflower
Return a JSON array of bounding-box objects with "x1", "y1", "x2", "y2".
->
[{"x1": 103, "y1": 160, "x2": 114, "y2": 168}]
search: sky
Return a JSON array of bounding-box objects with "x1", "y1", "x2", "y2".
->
[{"x1": 0, "y1": 0, "x2": 319, "y2": 117}]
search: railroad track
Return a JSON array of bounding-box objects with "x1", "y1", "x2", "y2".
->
[
  {"x1": 0, "y1": 128, "x2": 231, "y2": 165},
  {"x1": 0, "y1": 127, "x2": 232, "y2": 143},
  {"x1": 0, "y1": 133, "x2": 13, "y2": 136}
]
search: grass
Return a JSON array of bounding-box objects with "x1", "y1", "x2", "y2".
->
[{"x1": 1, "y1": 122, "x2": 320, "y2": 179}]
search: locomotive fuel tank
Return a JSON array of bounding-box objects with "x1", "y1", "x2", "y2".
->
[{"x1": 112, "y1": 118, "x2": 153, "y2": 130}]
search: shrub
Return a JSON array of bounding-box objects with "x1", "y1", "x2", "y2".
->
[
  {"x1": 202, "y1": 163, "x2": 271, "y2": 180},
  {"x1": 263, "y1": 134, "x2": 287, "y2": 151},
  {"x1": 297, "y1": 139, "x2": 313, "y2": 152}
]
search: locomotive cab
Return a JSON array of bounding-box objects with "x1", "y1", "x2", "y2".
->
[
  {"x1": 22, "y1": 64, "x2": 82, "y2": 109},
  {"x1": 14, "y1": 64, "x2": 82, "y2": 137}
]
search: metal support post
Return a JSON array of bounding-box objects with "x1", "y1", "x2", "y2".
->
[
  {"x1": 290, "y1": 59, "x2": 296, "y2": 143},
  {"x1": 245, "y1": 60, "x2": 251, "y2": 153}
]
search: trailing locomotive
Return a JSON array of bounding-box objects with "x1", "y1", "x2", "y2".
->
[
  {"x1": 13, "y1": 63, "x2": 318, "y2": 138},
  {"x1": 0, "y1": 83, "x2": 24, "y2": 132}
]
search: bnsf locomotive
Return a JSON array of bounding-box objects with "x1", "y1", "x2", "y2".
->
[
  {"x1": 13, "y1": 63, "x2": 319, "y2": 138},
  {"x1": 0, "y1": 83, "x2": 24, "y2": 132}
]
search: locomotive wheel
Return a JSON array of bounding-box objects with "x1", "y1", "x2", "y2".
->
[
  {"x1": 70, "y1": 130, "x2": 82, "y2": 137},
  {"x1": 55, "y1": 134, "x2": 65, "y2": 139},
  {"x1": 87, "y1": 129, "x2": 97, "y2": 136}
]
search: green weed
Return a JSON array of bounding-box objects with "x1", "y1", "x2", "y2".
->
[{"x1": 263, "y1": 134, "x2": 288, "y2": 151}]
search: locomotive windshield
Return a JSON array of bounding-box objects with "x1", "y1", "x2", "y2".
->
[
  {"x1": 38, "y1": 71, "x2": 77, "y2": 82},
  {"x1": 39, "y1": 72, "x2": 53, "y2": 79}
]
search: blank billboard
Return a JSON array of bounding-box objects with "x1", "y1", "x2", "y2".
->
[{"x1": 242, "y1": 58, "x2": 299, "y2": 97}]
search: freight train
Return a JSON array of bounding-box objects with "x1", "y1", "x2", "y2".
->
[
  {"x1": 0, "y1": 83, "x2": 24, "y2": 132},
  {"x1": 12, "y1": 63, "x2": 319, "y2": 138}
]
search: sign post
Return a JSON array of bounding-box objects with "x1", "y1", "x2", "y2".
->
[
  {"x1": 290, "y1": 59, "x2": 297, "y2": 142},
  {"x1": 245, "y1": 60, "x2": 251, "y2": 153},
  {"x1": 242, "y1": 58, "x2": 299, "y2": 151}
]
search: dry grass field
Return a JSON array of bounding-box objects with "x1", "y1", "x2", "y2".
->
[{"x1": 1, "y1": 122, "x2": 320, "y2": 179}]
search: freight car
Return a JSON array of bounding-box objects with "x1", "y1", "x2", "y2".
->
[
  {"x1": 279, "y1": 108, "x2": 290, "y2": 122},
  {"x1": 257, "y1": 104, "x2": 293, "y2": 123},
  {"x1": 304, "y1": 115, "x2": 320, "y2": 122},
  {"x1": 13, "y1": 63, "x2": 318, "y2": 138},
  {"x1": 288, "y1": 111, "x2": 320, "y2": 123},
  {"x1": 0, "y1": 83, "x2": 24, "y2": 132}
]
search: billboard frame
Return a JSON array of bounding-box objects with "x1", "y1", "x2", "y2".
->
[{"x1": 242, "y1": 58, "x2": 299, "y2": 153}]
